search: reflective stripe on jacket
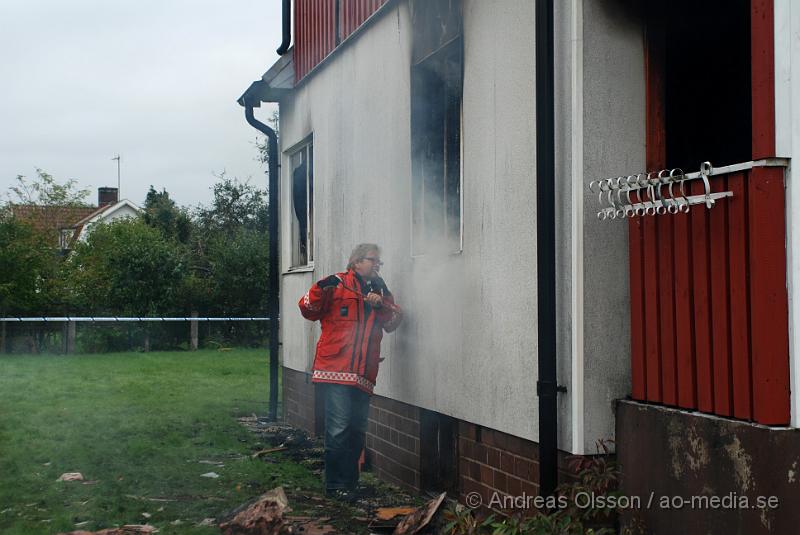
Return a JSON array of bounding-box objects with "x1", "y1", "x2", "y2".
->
[{"x1": 298, "y1": 269, "x2": 402, "y2": 394}]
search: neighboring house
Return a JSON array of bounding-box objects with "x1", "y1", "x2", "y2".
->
[
  {"x1": 10, "y1": 204, "x2": 96, "y2": 250},
  {"x1": 68, "y1": 201, "x2": 142, "y2": 247},
  {"x1": 239, "y1": 0, "x2": 800, "y2": 531},
  {"x1": 12, "y1": 187, "x2": 142, "y2": 251}
]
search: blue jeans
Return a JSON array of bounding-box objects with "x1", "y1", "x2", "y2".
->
[{"x1": 319, "y1": 383, "x2": 370, "y2": 491}]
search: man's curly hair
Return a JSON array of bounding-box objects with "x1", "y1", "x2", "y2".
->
[{"x1": 347, "y1": 243, "x2": 380, "y2": 270}]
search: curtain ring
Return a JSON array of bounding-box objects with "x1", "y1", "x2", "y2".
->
[
  {"x1": 700, "y1": 161, "x2": 715, "y2": 209},
  {"x1": 625, "y1": 175, "x2": 637, "y2": 217},
  {"x1": 635, "y1": 173, "x2": 648, "y2": 216},
  {"x1": 671, "y1": 168, "x2": 690, "y2": 213},
  {"x1": 655, "y1": 169, "x2": 669, "y2": 215},
  {"x1": 615, "y1": 177, "x2": 627, "y2": 218},
  {"x1": 645, "y1": 172, "x2": 657, "y2": 215}
]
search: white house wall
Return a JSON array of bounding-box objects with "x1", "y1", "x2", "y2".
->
[
  {"x1": 102, "y1": 204, "x2": 139, "y2": 223},
  {"x1": 277, "y1": 0, "x2": 641, "y2": 453},
  {"x1": 579, "y1": 0, "x2": 641, "y2": 452},
  {"x1": 78, "y1": 203, "x2": 142, "y2": 242}
]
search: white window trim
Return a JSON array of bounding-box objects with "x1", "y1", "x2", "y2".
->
[{"x1": 775, "y1": 0, "x2": 800, "y2": 427}]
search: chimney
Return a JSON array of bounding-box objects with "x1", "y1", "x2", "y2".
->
[{"x1": 98, "y1": 187, "x2": 119, "y2": 207}]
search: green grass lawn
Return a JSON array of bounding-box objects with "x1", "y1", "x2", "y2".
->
[{"x1": 0, "y1": 349, "x2": 319, "y2": 535}]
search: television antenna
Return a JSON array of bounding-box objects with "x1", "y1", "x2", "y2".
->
[{"x1": 111, "y1": 155, "x2": 121, "y2": 196}]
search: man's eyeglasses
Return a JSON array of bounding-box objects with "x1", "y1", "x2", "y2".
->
[{"x1": 363, "y1": 257, "x2": 384, "y2": 266}]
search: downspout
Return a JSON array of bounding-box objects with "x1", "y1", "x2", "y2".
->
[
  {"x1": 277, "y1": 0, "x2": 291, "y2": 55},
  {"x1": 244, "y1": 100, "x2": 281, "y2": 422},
  {"x1": 535, "y1": 0, "x2": 563, "y2": 498}
]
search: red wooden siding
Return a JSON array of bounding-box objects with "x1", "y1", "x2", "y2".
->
[
  {"x1": 751, "y1": 0, "x2": 775, "y2": 159},
  {"x1": 630, "y1": 0, "x2": 789, "y2": 425},
  {"x1": 340, "y1": 0, "x2": 384, "y2": 41},
  {"x1": 628, "y1": 166, "x2": 790, "y2": 425},
  {"x1": 294, "y1": 0, "x2": 386, "y2": 82},
  {"x1": 748, "y1": 166, "x2": 790, "y2": 424}
]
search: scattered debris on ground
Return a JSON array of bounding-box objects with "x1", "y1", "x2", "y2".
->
[
  {"x1": 230, "y1": 417, "x2": 454, "y2": 534},
  {"x1": 252, "y1": 446, "x2": 289, "y2": 458},
  {"x1": 57, "y1": 472, "x2": 84, "y2": 482},
  {"x1": 219, "y1": 486, "x2": 291, "y2": 534},
  {"x1": 375, "y1": 507, "x2": 418, "y2": 521},
  {"x1": 392, "y1": 493, "x2": 446, "y2": 535}
]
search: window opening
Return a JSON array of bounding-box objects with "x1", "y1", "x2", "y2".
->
[
  {"x1": 289, "y1": 141, "x2": 314, "y2": 267},
  {"x1": 649, "y1": 0, "x2": 751, "y2": 170},
  {"x1": 410, "y1": 0, "x2": 463, "y2": 255}
]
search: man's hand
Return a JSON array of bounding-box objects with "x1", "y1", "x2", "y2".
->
[
  {"x1": 365, "y1": 292, "x2": 383, "y2": 308},
  {"x1": 317, "y1": 275, "x2": 339, "y2": 291},
  {"x1": 371, "y1": 276, "x2": 389, "y2": 294}
]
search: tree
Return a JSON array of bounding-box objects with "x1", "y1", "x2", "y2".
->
[
  {"x1": 0, "y1": 214, "x2": 56, "y2": 317},
  {"x1": 195, "y1": 174, "x2": 268, "y2": 235},
  {"x1": 66, "y1": 219, "x2": 186, "y2": 317},
  {"x1": 7, "y1": 169, "x2": 90, "y2": 207},
  {"x1": 142, "y1": 186, "x2": 192, "y2": 243},
  {"x1": 206, "y1": 228, "x2": 269, "y2": 316}
]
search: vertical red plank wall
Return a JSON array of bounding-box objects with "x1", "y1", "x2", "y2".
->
[
  {"x1": 750, "y1": 0, "x2": 789, "y2": 425},
  {"x1": 295, "y1": 0, "x2": 355, "y2": 82},
  {"x1": 629, "y1": 0, "x2": 789, "y2": 425},
  {"x1": 339, "y1": 0, "x2": 386, "y2": 42}
]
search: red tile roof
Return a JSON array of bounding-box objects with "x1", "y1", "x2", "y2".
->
[{"x1": 10, "y1": 204, "x2": 98, "y2": 246}]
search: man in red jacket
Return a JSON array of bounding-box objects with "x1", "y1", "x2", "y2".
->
[{"x1": 298, "y1": 243, "x2": 402, "y2": 499}]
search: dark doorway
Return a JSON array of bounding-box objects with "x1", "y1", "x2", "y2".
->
[{"x1": 647, "y1": 0, "x2": 751, "y2": 170}]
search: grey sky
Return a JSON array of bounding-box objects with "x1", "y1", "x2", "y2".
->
[{"x1": 0, "y1": 0, "x2": 281, "y2": 208}]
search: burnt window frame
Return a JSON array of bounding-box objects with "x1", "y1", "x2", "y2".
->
[
  {"x1": 286, "y1": 137, "x2": 314, "y2": 269},
  {"x1": 410, "y1": 21, "x2": 464, "y2": 257}
]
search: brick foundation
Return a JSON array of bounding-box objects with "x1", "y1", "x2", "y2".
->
[
  {"x1": 366, "y1": 395, "x2": 422, "y2": 491},
  {"x1": 282, "y1": 366, "x2": 323, "y2": 436},
  {"x1": 458, "y1": 422, "x2": 575, "y2": 515}
]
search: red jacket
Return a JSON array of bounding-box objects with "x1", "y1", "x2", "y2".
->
[{"x1": 298, "y1": 269, "x2": 402, "y2": 394}]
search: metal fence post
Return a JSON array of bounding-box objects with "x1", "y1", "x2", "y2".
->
[
  {"x1": 67, "y1": 321, "x2": 76, "y2": 354},
  {"x1": 190, "y1": 311, "x2": 199, "y2": 350}
]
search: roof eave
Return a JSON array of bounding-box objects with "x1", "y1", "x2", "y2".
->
[{"x1": 237, "y1": 48, "x2": 294, "y2": 107}]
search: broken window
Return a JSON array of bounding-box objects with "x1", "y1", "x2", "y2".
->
[
  {"x1": 289, "y1": 141, "x2": 314, "y2": 267},
  {"x1": 410, "y1": 0, "x2": 463, "y2": 255}
]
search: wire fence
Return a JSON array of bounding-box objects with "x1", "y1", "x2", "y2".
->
[{"x1": 0, "y1": 317, "x2": 272, "y2": 355}]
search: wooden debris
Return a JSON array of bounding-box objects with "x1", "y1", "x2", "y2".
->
[
  {"x1": 392, "y1": 492, "x2": 446, "y2": 535},
  {"x1": 376, "y1": 507, "x2": 417, "y2": 521},
  {"x1": 251, "y1": 446, "x2": 289, "y2": 458},
  {"x1": 219, "y1": 486, "x2": 290, "y2": 535}
]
